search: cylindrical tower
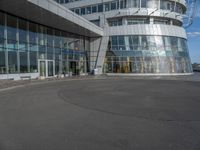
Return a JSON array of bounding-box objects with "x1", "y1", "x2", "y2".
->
[{"x1": 59, "y1": 0, "x2": 193, "y2": 74}]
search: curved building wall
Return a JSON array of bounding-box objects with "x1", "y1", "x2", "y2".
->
[{"x1": 59, "y1": 0, "x2": 192, "y2": 74}]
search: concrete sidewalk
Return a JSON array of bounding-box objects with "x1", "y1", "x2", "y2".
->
[{"x1": 0, "y1": 73, "x2": 200, "y2": 91}]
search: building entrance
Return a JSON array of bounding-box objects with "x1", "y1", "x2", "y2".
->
[
  {"x1": 69, "y1": 61, "x2": 79, "y2": 76},
  {"x1": 38, "y1": 60, "x2": 55, "y2": 78}
]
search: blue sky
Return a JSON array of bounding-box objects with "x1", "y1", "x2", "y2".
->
[{"x1": 186, "y1": 1, "x2": 200, "y2": 63}]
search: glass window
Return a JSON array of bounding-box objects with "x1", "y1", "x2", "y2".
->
[
  {"x1": 141, "y1": 36, "x2": 148, "y2": 50},
  {"x1": 147, "y1": 0, "x2": 159, "y2": 9},
  {"x1": 112, "y1": 36, "x2": 118, "y2": 45},
  {"x1": 8, "y1": 51, "x2": 18, "y2": 73},
  {"x1": 98, "y1": 4, "x2": 103, "y2": 12},
  {"x1": 155, "y1": 36, "x2": 164, "y2": 50},
  {"x1": 7, "y1": 15, "x2": 17, "y2": 51},
  {"x1": 92, "y1": 5, "x2": 97, "y2": 13},
  {"x1": 47, "y1": 28, "x2": 54, "y2": 47},
  {"x1": 55, "y1": 48, "x2": 61, "y2": 61},
  {"x1": 111, "y1": 1, "x2": 117, "y2": 10},
  {"x1": 91, "y1": 20, "x2": 100, "y2": 26},
  {"x1": 18, "y1": 19, "x2": 27, "y2": 42},
  {"x1": 75, "y1": 9, "x2": 80, "y2": 15},
  {"x1": 127, "y1": 18, "x2": 149, "y2": 25},
  {"x1": 7, "y1": 15, "x2": 17, "y2": 40},
  {"x1": 81, "y1": 8, "x2": 85, "y2": 15},
  {"x1": 0, "y1": 51, "x2": 6, "y2": 74},
  {"x1": 20, "y1": 52, "x2": 28, "y2": 73},
  {"x1": 180, "y1": 38, "x2": 188, "y2": 52},
  {"x1": 132, "y1": 36, "x2": 139, "y2": 50},
  {"x1": 0, "y1": 12, "x2": 5, "y2": 39},
  {"x1": 30, "y1": 51, "x2": 38, "y2": 73},
  {"x1": 18, "y1": 19, "x2": 28, "y2": 52},
  {"x1": 129, "y1": 36, "x2": 133, "y2": 50},
  {"x1": 74, "y1": 38, "x2": 80, "y2": 50},
  {"x1": 147, "y1": 36, "x2": 156, "y2": 50},
  {"x1": 104, "y1": 3, "x2": 110, "y2": 11},
  {"x1": 86, "y1": 6, "x2": 91, "y2": 14},
  {"x1": 141, "y1": 0, "x2": 147, "y2": 7},
  {"x1": 170, "y1": 37, "x2": 178, "y2": 51},
  {"x1": 60, "y1": 0, "x2": 64, "y2": 3},
  {"x1": 47, "y1": 46, "x2": 54, "y2": 60},
  {"x1": 132, "y1": 0, "x2": 139, "y2": 7},
  {"x1": 54, "y1": 30, "x2": 61, "y2": 48},
  {"x1": 0, "y1": 12, "x2": 5, "y2": 51},
  {"x1": 118, "y1": 36, "x2": 125, "y2": 50},
  {"x1": 38, "y1": 25, "x2": 46, "y2": 46},
  {"x1": 111, "y1": 36, "x2": 118, "y2": 50},
  {"x1": 29, "y1": 22, "x2": 37, "y2": 44},
  {"x1": 109, "y1": 19, "x2": 122, "y2": 26},
  {"x1": 120, "y1": 0, "x2": 126, "y2": 9},
  {"x1": 163, "y1": 36, "x2": 171, "y2": 51}
]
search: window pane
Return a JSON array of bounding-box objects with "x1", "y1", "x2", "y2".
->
[
  {"x1": 81, "y1": 8, "x2": 85, "y2": 15},
  {"x1": 118, "y1": 36, "x2": 125, "y2": 50},
  {"x1": 7, "y1": 15, "x2": 17, "y2": 51},
  {"x1": 0, "y1": 12, "x2": 5, "y2": 51},
  {"x1": 8, "y1": 51, "x2": 18, "y2": 73},
  {"x1": 0, "y1": 51, "x2": 6, "y2": 74},
  {"x1": 7, "y1": 14, "x2": 17, "y2": 40},
  {"x1": 18, "y1": 19, "x2": 28, "y2": 52},
  {"x1": 141, "y1": 36, "x2": 148, "y2": 50},
  {"x1": 92, "y1": 6, "x2": 97, "y2": 13},
  {"x1": 105, "y1": 3, "x2": 110, "y2": 11},
  {"x1": 86, "y1": 6, "x2": 91, "y2": 14},
  {"x1": 98, "y1": 4, "x2": 103, "y2": 12},
  {"x1": 20, "y1": 52, "x2": 28, "y2": 73},
  {"x1": 30, "y1": 52, "x2": 38, "y2": 73},
  {"x1": 111, "y1": 2, "x2": 117, "y2": 10},
  {"x1": 29, "y1": 22, "x2": 37, "y2": 44},
  {"x1": 0, "y1": 12, "x2": 5, "y2": 39}
]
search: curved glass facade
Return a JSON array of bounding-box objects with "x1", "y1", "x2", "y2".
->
[
  {"x1": 104, "y1": 35, "x2": 192, "y2": 73},
  {"x1": 70, "y1": 0, "x2": 185, "y2": 15},
  {"x1": 56, "y1": 0, "x2": 192, "y2": 75},
  {"x1": 0, "y1": 11, "x2": 90, "y2": 75}
]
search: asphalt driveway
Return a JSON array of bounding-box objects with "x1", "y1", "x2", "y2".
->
[{"x1": 0, "y1": 78, "x2": 200, "y2": 150}]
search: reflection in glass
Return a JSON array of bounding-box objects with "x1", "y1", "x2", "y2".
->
[{"x1": 106, "y1": 35, "x2": 192, "y2": 74}]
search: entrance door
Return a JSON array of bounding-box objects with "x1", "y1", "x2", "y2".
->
[
  {"x1": 48, "y1": 61, "x2": 54, "y2": 77},
  {"x1": 39, "y1": 61, "x2": 46, "y2": 77},
  {"x1": 70, "y1": 61, "x2": 79, "y2": 76},
  {"x1": 39, "y1": 60, "x2": 55, "y2": 78}
]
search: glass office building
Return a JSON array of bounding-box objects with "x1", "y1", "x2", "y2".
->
[
  {"x1": 0, "y1": 12, "x2": 90, "y2": 76},
  {"x1": 61, "y1": 0, "x2": 193, "y2": 75},
  {"x1": 105, "y1": 35, "x2": 191, "y2": 74},
  {"x1": 0, "y1": 0, "x2": 103, "y2": 80},
  {"x1": 0, "y1": 0, "x2": 193, "y2": 80}
]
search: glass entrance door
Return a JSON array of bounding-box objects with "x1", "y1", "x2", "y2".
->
[
  {"x1": 48, "y1": 61, "x2": 54, "y2": 77},
  {"x1": 39, "y1": 60, "x2": 55, "y2": 78},
  {"x1": 39, "y1": 61, "x2": 46, "y2": 77},
  {"x1": 70, "y1": 61, "x2": 79, "y2": 76}
]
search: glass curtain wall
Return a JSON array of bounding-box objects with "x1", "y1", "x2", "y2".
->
[
  {"x1": 0, "y1": 12, "x2": 6, "y2": 74},
  {"x1": 104, "y1": 35, "x2": 192, "y2": 74},
  {"x1": 72, "y1": 0, "x2": 184, "y2": 15},
  {"x1": 0, "y1": 12, "x2": 89, "y2": 75}
]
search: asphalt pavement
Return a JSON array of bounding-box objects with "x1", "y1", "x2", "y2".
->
[{"x1": 0, "y1": 77, "x2": 200, "y2": 150}]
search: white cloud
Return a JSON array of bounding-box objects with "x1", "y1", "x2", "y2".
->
[
  {"x1": 187, "y1": 31, "x2": 200, "y2": 37},
  {"x1": 186, "y1": 1, "x2": 200, "y2": 18},
  {"x1": 194, "y1": 1, "x2": 200, "y2": 17},
  {"x1": 195, "y1": 7, "x2": 200, "y2": 17}
]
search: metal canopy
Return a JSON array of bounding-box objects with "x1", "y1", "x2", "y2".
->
[{"x1": 0, "y1": 0, "x2": 103, "y2": 37}]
